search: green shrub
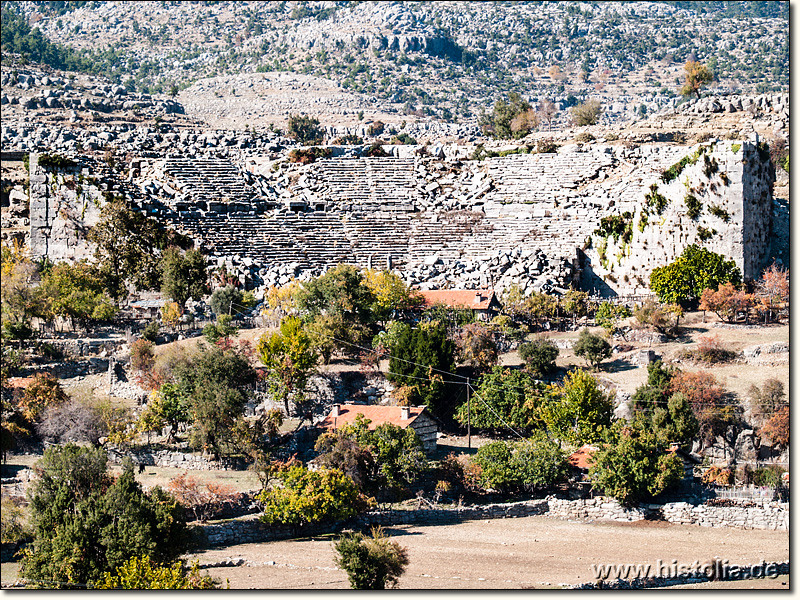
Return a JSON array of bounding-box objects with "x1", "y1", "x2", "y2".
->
[
  {"x1": 594, "y1": 212, "x2": 633, "y2": 244},
  {"x1": 334, "y1": 526, "x2": 409, "y2": 589},
  {"x1": 37, "y1": 153, "x2": 77, "y2": 169},
  {"x1": 696, "y1": 226, "x2": 716, "y2": 242},
  {"x1": 364, "y1": 142, "x2": 389, "y2": 157},
  {"x1": 20, "y1": 445, "x2": 189, "y2": 589},
  {"x1": 518, "y1": 337, "x2": 559, "y2": 378},
  {"x1": 749, "y1": 465, "x2": 786, "y2": 488},
  {"x1": 258, "y1": 462, "x2": 363, "y2": 527},
  {"x1": 661, "y1": 145, "x2": 710, "y2": 184},
  {"x1": 140, "y1": 320, "x2": 160, "y2": 342},
  {"x1": 471, "y1": 432, "x2": 570, "y2": 492},
  {"x1": 573, "y1": 328, "x2": 612, "y2": 370},
  {"x1": 708, "y1": 205, "x2": 730, "y2": 222},
  {"x1": 684, "y1": 193, "x2": 702, "y2": 219}
]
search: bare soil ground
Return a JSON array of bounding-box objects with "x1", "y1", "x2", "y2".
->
[
  {"x1": 541, "y1": 316, "x2": 789, "y2": 401},
  {"x1": 184, "y1": 516, "x2": 789, "y2": 590}
]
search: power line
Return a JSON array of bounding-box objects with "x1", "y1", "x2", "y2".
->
[
  {"x1": 467, "y1": 383, "x2": 526, "y2": 440},
  {"x1": 204, "y1": 300, "x2": 782, "y2": 411}
]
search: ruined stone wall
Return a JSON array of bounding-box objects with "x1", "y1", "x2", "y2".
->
[
  {"x1": 27, "y1": 140, "x2": 774, "y2": 297},
  {"x1": 583, "y1": 140, "x2": 773, "y2": 292},
  {"x1": 28, "y1": 152, "x2": 106, "y2": 261}
]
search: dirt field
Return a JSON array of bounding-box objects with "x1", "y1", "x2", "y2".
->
[{"x1": 185, "y1": 516, "x2": 789, "y2": 590}]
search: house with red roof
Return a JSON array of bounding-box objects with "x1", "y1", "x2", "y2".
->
[
  {"x1": 568, "y1": 444, "x2": 599, "y2": 480},
  {"x1": 416, "y1": 289, "x2": 502, "y2": 321},
  {"x1": 318, "y1": 404, "x2": 438, "y2": 455}
]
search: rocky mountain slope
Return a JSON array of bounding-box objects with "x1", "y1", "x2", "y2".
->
[{"x1": 4, "y1": 1, "x2": 788, "y2": 129}]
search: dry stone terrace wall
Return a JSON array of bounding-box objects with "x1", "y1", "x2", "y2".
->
[
  {"x1": 195, "y1": 496, "x2": 788, "y2": 548},
  {"x1": 25, "y1": 139, "x2": 774, "y2": 297}
]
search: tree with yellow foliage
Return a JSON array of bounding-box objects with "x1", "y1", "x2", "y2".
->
[
  {"x1": 681, "y1": 60, "x2": 713, "y2": 99},
  {"x1": 363, "y1": 269, "x2": 422, "y2": 321}
]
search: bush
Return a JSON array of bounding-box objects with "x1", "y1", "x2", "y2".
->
[
  {"x1": 288, "y1": 146, "x2": 333, "y2": 164},
  {"x1": 18, "y1": 373, "x2": 69, "y2": 422},
  {"x1": 749, "y1": 465, "x2": 786, "y2": 488},
  {"x1": 330, "y1": 415, "x2": 428, "y2": 490},
  {"x1": 518, "y1": 337, "x2": 559, "y2": 378},
  {"x1": 669, "y1": 370, "x2": 738, "y2": 447},
  {"x1": 686, "y1": 334, "x2": 738, "y2": 364},
  {"x1": 760, "y1": 406, "x2": 789, "y2": 449},
  {"x1": 287, "y1": 114, "x2": 324, "y2": 144},
  {"x1": 390, "y1": 132, "x2": 417, "y2": 145},
  {"x1": 1, "y1": 497, "x2": 31, "y2": 545},
  {"x1": 367, "y1": 121, "x2": 385, "y2": 136},
  {"x1": 203, "y1": 314, "x2": 238, "y2": 344},
  {"x1": 258, "y1": 462, "x2": 365, "y2": 527},
  {"x1": 364, "y1": 142, "x2": 389, "y2": 157},
  {"x1": 455, "y1": 366, "x2": 539, "y2": 433},
  {"x1": 166, "y1": 473, "x2": 242, "y2": 522},
  {"x1": 334, "y1": 526, "x2": 409, "y2": 589},
  {"x1": 536, "y1": 368, "x2": 613, "y2": 445},
  {"x1": 570, "y1": 99, "x2": 603, "y2": 126},
  {"x1": 209, "y1": 285, "x2": 243, "y2": 316},
  {"x1": 314, "y1": 431, "x2": 379, "y2": 492},
  {"x1": 471, "y1": 432, "x2": 569, "y2": 492},
  {"x1": 140, "y1": 320, "x2": 160, "y2": 343},
  {"x1": 589, "y1": 423, "x2": 685, "y2": 505},
  {"x1": 37, "y1": 153, "x2": 77, "y2": 170},
  {"x1": 573, "y1": 328, "x2": 612, "y2": 370},
  {"x1": 701, "y1": 465, "x2": 734, "y2": 486},
  {"x1": 748, "y1": 378, "x2": 786, "y2": 418},
  {"x1": 454, "y1": 322, "x2": 498, "y2": 372},
  {"x1": 36, "y1": 399, "x2": 107, "y2": 445},
  {"x1": 594, "y1": 301, "x2": 632, "y2": 335},
  {"x1": 131, "y1": 338, "x2": 155, "y2": 373},
  {"x1": 95, "y1": 556, "x2": 221, "y2": 590},
  {"x1": 650, "y1": 245, "x2": 741, "y2": 306}
]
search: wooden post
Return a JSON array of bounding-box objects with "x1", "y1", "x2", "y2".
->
[{"x1": 467, "y1": 378, "x2": 471, "y2": 450}]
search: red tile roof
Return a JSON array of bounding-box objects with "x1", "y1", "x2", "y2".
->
[
  {"x1": 568, "y1": 445, "x2": 599, "y2": 470},
  {"x1": 417, "y1": 289, "x2": 499, "y2": 311},
  {"x1": 318, "y1": 404, "x2": 427, "y2": 430}
]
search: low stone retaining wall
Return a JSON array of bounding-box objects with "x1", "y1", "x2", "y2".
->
[
  {"x1": 546, "y1": 497, "x2": 788, "y2": 530},
  {"x1": 197, "y1": 500, "x2": 550, "y2": 547},
  {"x1": 195, "y1": 496, "x2": 788, "y2": 548},
  {"x1": 659, "y1": 500, "x2": 789, "y2": 530},
  {"x1": 110, "y1": 448, "x2": 246, "y2": 471}
]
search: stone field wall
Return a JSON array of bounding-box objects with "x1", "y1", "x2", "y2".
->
[{"x1": 196, "y1": 496, "x2": 788, "y2": 548}]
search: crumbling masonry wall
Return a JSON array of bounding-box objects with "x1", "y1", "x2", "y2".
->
[{"x1": 28, "y1": 142, "x2": 774, "y2": 296}]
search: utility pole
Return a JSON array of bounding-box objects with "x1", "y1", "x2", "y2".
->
[{"x1": 467, "y1": 377, "x2": 471, "y2": 449}]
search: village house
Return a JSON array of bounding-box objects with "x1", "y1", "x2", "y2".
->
[
  {"x1": 318, "y1": 404, "x2": 438, "y2": 455},
  {"x1": 416, "y1": 289, "x2": 502, "y2": 321}
]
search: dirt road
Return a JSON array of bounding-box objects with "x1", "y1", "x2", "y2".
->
[{"x1": 186, "y1": 516, "x2": 789, "y2": 589}]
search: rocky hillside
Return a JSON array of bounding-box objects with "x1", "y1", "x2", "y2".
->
[{"x1": 3, "y1": 1, "x2": 788, "y2": 129}]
